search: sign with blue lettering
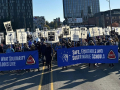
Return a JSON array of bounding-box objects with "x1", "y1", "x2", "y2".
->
[
  {"x1": 0, "y1": 51, "x2": 39, "y2": 71},
  {"x1": 57, "y1": 46, "x2": 118, "y2": 67}
]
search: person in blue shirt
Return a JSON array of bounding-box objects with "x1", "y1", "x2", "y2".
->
[
  {"x1": 61, "y1": 43, "x2": 67, "y2": 69},
  {"x1": 61, "y1": 43, "x2": 66, "y2": 49},
  {"x1": 28, "y1": 40, "x2": 32, "y2": 48},
  {"x1": 6, "y1": 45, "x2": 14, "y2": 53},
  {"x1": 55, "y1": 43, "x2": 61, "y2": 52},
  {"x1": 55, "y1": 43, "x2": 61, "y2": 61}
]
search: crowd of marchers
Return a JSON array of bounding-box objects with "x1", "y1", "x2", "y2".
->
[{"x1": 0, "y1": 32, "x2": 120, "y2": 73}]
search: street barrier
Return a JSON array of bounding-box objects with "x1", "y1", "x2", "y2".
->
[
  {"x1": 57, "y1": 46, "x2": 118, "y2": 67},
  {"x1": 0, "y1": 50, "x2": 39, "y2": 71}
]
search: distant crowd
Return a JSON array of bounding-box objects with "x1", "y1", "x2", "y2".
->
[{"x1": 0, "y1": 31, "x2": 120, "y2": 72}]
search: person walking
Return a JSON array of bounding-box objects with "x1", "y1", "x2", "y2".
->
[
  {"x1": 61, "y1": 43, "x2": 67, "y2": 69},
  {"x1": 41, "y1": 42, "x2": 46, "y2": 65},
  {"x1": 45, "y1": 44, "x2": 52, "y2": 71}
]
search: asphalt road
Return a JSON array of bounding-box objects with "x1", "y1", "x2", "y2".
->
[{"x1": 0, "y1": 61, "x2": 120, "y2": 90}]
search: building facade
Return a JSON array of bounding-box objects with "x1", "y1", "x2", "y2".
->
[
  {"x1": 33, "y1": 16, "x2": 46, "y2": 30},
  {"x1": 88, "y1": 9, "x2": 120, "y2": 27},
  {"x1": 0, "y1": 0, "x2": 33, "y2": 32},
  {"x1": 63, "y1": 0, "x2": 100, "y2": 25}
]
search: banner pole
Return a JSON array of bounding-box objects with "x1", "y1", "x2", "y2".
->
[{"x1": 92, "y1": 28, "x2": 96, "y2": 45}]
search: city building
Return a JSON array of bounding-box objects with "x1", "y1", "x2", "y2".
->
[
  {"x1": 0, "y1": 0, "x2": 33, "y2": 32},
  {"x1": 88, "y1": 9, "x2": 120, "y2": 27},
  {"x1": 54, "y1": 17, "x2": 60, "y2": 23},
  {"x1": 63, "y1": 0, "x2": 100, "y2": 25},
  {"x1": 33, "y1": 16, "x2": 46, "y2": 30}
]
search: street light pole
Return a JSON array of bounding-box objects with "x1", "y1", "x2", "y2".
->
[{"x1": 106, "y1": 0, "x2": 112, "y2": 30}]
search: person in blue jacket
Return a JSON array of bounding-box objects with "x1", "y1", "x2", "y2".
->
[
  {"x1": 61, "y1": 43, "x2": 67, "y2": 69},
  {"x1": 55, "y1": 43, "x2": 61, "y2": 61},
  {"x1": 6, "y1": 45, "x2": 14, "y2": 53}
]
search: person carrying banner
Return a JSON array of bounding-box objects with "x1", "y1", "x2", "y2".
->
[
  {"x1": 23, "y1": 44, "x2": 30, "y2": 51},
  {"x1": 55, "y1": 43, "x2": 61, "y2": 61},
  {"x1": 88, "y1": 40, "x2": 96, "y2": 68},
  {"x1": 41, "y1": 42, "x2": 46, "y2": 65},
  {"x1": 45, "y1": 44, "x2": 52, "y2": 71},
  {"x1": 0, "y1": 45, "x2": 3, "y2": 73},
  {"x1": 61, "y1": 43, "x2": 67, "y2": 69},
  {"x1": 6, "y1": 45, "x2": 14, "y2": 53},
  {"x1": 106, "y1": 38, "x2": 114, "y2": 67}
]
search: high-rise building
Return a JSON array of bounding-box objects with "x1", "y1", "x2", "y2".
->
[
  {"x1": 63, "y1": 0, "x2": 100, "y2": 24},
  {"x1": 0, "y1": 0, "x2": 33, "y2": 32},
  {"x1": 33, "y1": 16, "x2": 46, "y2": 30}
]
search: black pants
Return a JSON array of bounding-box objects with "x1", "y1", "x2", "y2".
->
[
  {"x1": 46, "y1": 60, "x2": 51, "y2": 69},
  {"x1": 89, "y1": 63, "x2": 95, "y2": 67},
  {"x1": 109, "y1": 63, "x2": 114, "y2": 67}
]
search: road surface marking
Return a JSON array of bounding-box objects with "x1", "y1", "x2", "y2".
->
[
  {"x1": 38, "y1": 66, "x2": 45, "y2": 90},
  {"x1": 51, "y1": 62, "x2": 54, "y2": 90}
]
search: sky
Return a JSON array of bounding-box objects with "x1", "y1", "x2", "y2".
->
[{"x1": 33, "y1": 0, "x2": 120, "y2": 22}]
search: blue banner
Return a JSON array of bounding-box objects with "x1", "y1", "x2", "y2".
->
[
  {"x1": 57, "y1": 46, "x2": 118, "y2": 67},
  {"x1": 0, "y1": 50, "x2": 39, "y2": 71}
]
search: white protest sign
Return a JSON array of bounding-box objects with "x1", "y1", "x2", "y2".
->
[
  {"x1": 0, "y1": 38, "x2": 1, "y2": 44},
  {"x1": 58, "y1": 28, "x2": 63, "y2": 35},
  {"x1": 26, "y1": 31, "x2": 30, "y2": 35},
  {"x1": 3, "y1": 21, "x2": 13, "y2": 32},
  {"x1": 32, "y1": 32, "x2": 37, "y2": 38},
  {"x1": 46, "y1": 31, "x2": 58, "y2": 43},
  {"x1": 16, "y1": 29, "x2": 25, "y2": 36},
  {"x1": 0, "y1": 33, "x2": 4, "y2": 39},
  {"x1": 36, "y1": 28, "x2": 40, "y2": 32},
  {"x1": 98, "y1": 27, "x2": 103, "y2": 36},
  {"x1": 107, "y1": 26, "x2": 111, "y2": 31},
  {"x1": 55, "y1": 32, "x2": 59, "y2": 43},
  {"x1": 116, "y1": 28, "x2": 120, "y2": 35},
  {"x1": 71, "y1": 29, "x2": 79, "y2": 41},
  {"x1": 6, "y1": 32, "x2": 16, "y2": 45},
  {"x1": 63, "y1": 26, "x2": 70, "y2": 38},
  {"x1": 79, "y1": 27, "x2": 87, "y2": 39},
  {"x1": 33, "y1": 32, "x2": 42, "y2": 38},
  {"x1": 103, "y1": 28, "x2": 110, "y2": 35},
  {"x1": 41, "y1": 31, "x2": 48, "y2": 37},
  {"x1": 89, "y1": 27, "x2": 99, "y2": 37},
  {"x1": 114, "y1": 27, "x2": 120, "y2": 33},
  {"x1": 17, "y1": 32, "x2": 27, "y2": 43},
  {"x1": 56, "y1": 29, "x2": 61, "y2": 36}
]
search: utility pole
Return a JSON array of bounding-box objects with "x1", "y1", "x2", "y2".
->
[{"x1": 106, "y1": 0, "x2": 112, "y2": 30}]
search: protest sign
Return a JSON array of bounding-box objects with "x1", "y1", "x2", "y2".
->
[
  {"x1": 57, "y1": 46, "x2": 118, "y2": 67},
  {"x1": 0, "y1": 50, "x2": 39, "y2": 71},
  {"x1": 17, "y1": 32, "x2": 27, "y2": 43},
  {"x1": 3, "y1": 21, "x2": 13, "y2": 32},
  {"x1": 36, "y1": 28, "x2": 40, "y2": 32},
  {"x1": 41, "y1": 31, "x2": 48, "y2": 37},
  {"x1": 104, "y1": 28, "x2": 110, "y2": 35},
  {"x1": 46, "y1": 30, "x2": 59, "y2": 43},
  {"x1": 6, "y1": 32, "x2": 16, "y2": 45},
  {"x1": 79, "y1": 27, "x2": 87, "y2": 39},
  {"x1": 107, "y1": 26, "x2": 112, "y2": 31},
  {"x1": 0, "y1": 33, "x2": 4, "y2": 39},
  {"x1": 16, "y1": 29, "x2": 25, "y2": 36},
  {"x1": 71, "y1": 28, "x2": 79, "y2": 41},
  {"x1": 47, "y1": 31, "x2": 56, "y2": 43},
  {"x1": 98, "y1": 27, "x2": 103, "y2": 36},
  {"x1": 63, "y1": 26, "x2": 70, "y2": 38},
  {"x1": 89, "y1": 27, "x2": 99, "y2": 37}
]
